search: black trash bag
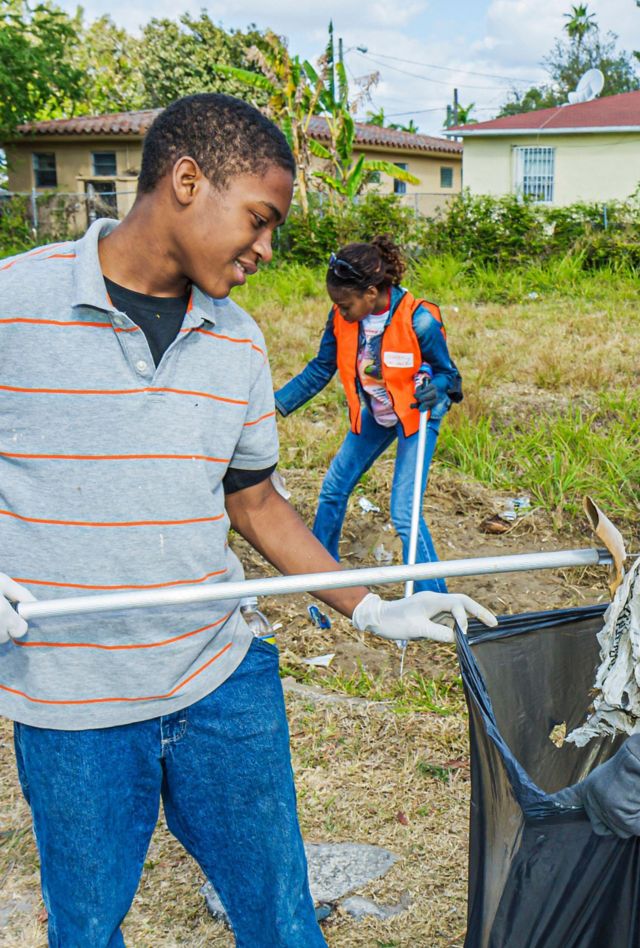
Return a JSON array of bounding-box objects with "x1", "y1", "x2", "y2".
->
[{"x1": 460, "y1": 605, "x2": 640, "y2": 948}]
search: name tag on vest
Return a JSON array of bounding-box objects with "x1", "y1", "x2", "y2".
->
[{"x1": 383, "y1": 351, "x2": 414, "y2": 368}]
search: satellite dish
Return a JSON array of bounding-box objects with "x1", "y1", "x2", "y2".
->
[{"x1": 566, "y1": 68, "x2": 605, "y2": 105}]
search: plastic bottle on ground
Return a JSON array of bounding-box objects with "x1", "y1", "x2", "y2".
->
[{"x1": 240, "y1": 597, "x2": 276, "y2": 644}]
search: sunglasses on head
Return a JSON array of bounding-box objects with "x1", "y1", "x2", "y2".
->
[{"x1": 328, "y1": 252, "x2": 365, "y2": 283}]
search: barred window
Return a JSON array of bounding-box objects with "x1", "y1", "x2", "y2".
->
[{"x1": 513, "y1": 146, "x2": 555, "y2": 203}]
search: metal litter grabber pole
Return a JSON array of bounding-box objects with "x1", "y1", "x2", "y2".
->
[
  {"x1": 18, "y1": 548, "x2": 613, "y2": 622},
  {"x1": 399, "y1": 407, "x2": 430, "y2": 671}
]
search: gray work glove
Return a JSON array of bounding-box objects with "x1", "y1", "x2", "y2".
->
[
  {"x1": 352, "y1": 591, "x2": 497, "y2": 644},
  {"x1": 410, "y1": 378, "x2": 439, "y2": 412},
  {"x1": 0, "y1": 573, "x2": 36, "y2": 643},
  {"x1": 552, "y1": 734, "x2": 640, "y2": 838}
]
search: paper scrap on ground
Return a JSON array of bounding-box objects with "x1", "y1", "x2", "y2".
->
[
  {"x1": 567, "y1": 556, "x2": 640, "y2": 746},
  {"x1": 373, "y1": 543, "x2": 393, "y2": 564},
  {"x1": 358, "y1": 497, "x2": 380, "y2": 514},
  {"x1": 303, "y1": 653, "x2": 335, "y2": 668}
]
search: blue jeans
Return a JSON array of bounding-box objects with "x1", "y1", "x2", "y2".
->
[
  {"x1": 313, "y1": 404, "x2": 447, "y2": 594},
  {"x1": 13, "y1": 638, "x2": 325, "y2": 948}
]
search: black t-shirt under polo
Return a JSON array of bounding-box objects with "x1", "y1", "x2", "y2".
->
[{"x1": 104, "y1": 277, "x2": 275, "y2": 494}]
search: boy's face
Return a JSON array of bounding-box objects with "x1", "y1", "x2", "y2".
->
[{"x1": 172, "y1": 163, "x2": 294, "y2": 299}]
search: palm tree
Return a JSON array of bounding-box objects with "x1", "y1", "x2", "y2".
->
[{"x1": 563, "y1": 4, "x2": 597, "y2": 56}]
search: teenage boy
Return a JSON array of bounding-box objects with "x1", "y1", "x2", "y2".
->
[{"x1": 0, "y1": 93, "x2": 496, "y2": 946}]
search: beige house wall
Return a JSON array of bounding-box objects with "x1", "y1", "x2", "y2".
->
[
  {"x1": 5, "y1": 138, "x2": 142, "y2": 220},
  {"x1": 461, "y1": 133, "x2": 640, "y2": 204},
  {"x1": 7, "y1": 137, "x2": 461, "y2": 221}
]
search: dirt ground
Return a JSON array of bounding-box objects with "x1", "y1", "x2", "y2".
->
[{"x1": 0, "y1": 461, "x2": 616, "y2": 947}]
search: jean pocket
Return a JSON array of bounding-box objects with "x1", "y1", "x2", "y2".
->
[{"x1": 251, "y1": 636, "x2": 279, "y2": 657}]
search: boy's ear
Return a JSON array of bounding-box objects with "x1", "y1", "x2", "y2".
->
[{"x1": 171, "y1": 156, "x2": 203, "y2": 207}]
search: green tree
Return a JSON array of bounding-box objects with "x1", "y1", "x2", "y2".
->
[
  {"x1": 140, "y1": 14, "x2": 268, "y2": 109},
  {"x1": 0, "y1": 0, "x2": 83, "y2": 138},
  {"x1": 69, "y1": 14, "x2": 145, "y2": 115},
  {"x1": 563, "y1": 3, "x2": 596, "y2": 53},
  {"x1": 365, "y1": 107, "x2": 420, "y2": 133},
  {"x1": 499, "y1": 6, "x2": 639, "y2": 116}
]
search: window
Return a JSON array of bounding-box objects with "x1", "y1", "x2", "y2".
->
[
  {"x1": 393, "y1": 162, "x2": 408, "y2": 195},
  {"x1": 86, "y1": 180, "x2": 117, "y2": 218},
  {"x1": 92, "y1": 152, "x2": 117, "y2": 176},
  {"x1": 33, "y1": 153, "x2": 57, "y2": 188},
  {"x1": 440, "y1": 166, "x2": 454, "y2": 188},
  {"x1": 513, "y1": 146, "x2": 555, "y2": 203}
]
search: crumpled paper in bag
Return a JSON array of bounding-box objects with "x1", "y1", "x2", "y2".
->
[{"x1": 567, "y1": 556, "x2": 640, "y2": 747}]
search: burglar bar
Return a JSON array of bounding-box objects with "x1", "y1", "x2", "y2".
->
[{"x1": 18, "y1": 548, "x2": 613, "y2": 621}]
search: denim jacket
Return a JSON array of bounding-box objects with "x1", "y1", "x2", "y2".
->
[{"x1": 275, "y1": 285, "x2": 462, "y2": 422}]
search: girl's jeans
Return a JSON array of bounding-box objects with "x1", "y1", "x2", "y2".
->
[
  {"x1": 13, "y1": 638, "x2": 325, "y2": 948},
  {"x1": 313, "y1": 404, "x2": 447, "y2": 594}
]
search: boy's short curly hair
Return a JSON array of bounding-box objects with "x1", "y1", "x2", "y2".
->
[{"x1": 138, "y1": 93, "x2": 295, "y2": 194}]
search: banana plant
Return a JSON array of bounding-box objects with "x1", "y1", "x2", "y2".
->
[
  {"x1": 215, "y1": 26, "x2": 419, "y2": 208},
  {"x1": 307, "y1": 41, "x2": 420, "y2": 202},
  {"x1": 213, "y1": 32, "x2": 328, "y2": 216}
]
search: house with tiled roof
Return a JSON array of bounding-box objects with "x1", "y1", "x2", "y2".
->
[
  {"x1": 447, "y1": 89, "x2": 640, "y2": 205},
  {"x1": 4, "y1": 108, "x2": 462, "y2": 223}
]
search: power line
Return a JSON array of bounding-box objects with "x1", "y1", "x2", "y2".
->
[
  {"x1": 382, "y1": 106, "x2": 499, "y2": 117},
  {"x1": 356, "y1": 51, "x2": 523, "y2": 92},
  {"x1": 353, "y1": 49, "x2": 541, "y2": 86}
]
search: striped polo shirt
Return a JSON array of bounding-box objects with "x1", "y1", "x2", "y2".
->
[{"x1": 0, "y1": 219, "x2": 279, "y2": 729}]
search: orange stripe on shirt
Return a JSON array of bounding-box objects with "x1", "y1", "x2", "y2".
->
[
  {"x1": 0, "y1": 642, "x2": 232, "y2": 705},
  {"x1": 15, "y1": 612, "x2": 231, "y2": 651},
  {"x1": 0, "y1": 384, "x2": 248, "y2": 405},
  {"x1": 244, "y1": 410, "x2": 276, "y2": 428},
  {"x1": 13, "y1": 567, "x2": 228, "y2": 591},
  {"x1": 185, "y1": 327, "x2": 266, "y2": 358},
  {"x1": 0, "y1": 450, "x2": 229, "y2": 463},
  {"x1": 1, "y1": 251, "x2": 77, "y2": 271},
  {"x1": 0, "y1": 508, "x2": 225, "y2": 528},
  {"x1": 0, "y1": 317, "x2": 137, "y2": 333}
]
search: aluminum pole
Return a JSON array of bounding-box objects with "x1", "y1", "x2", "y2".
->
[
  {"x1": 404, "y1": 409, "x2": 428, "y2": 599},
  {"x1": 18, "y1": 548, "x2": 612, "y2": 622}
]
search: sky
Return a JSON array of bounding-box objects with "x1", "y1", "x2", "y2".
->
[{"x1": 56, "y1": 0, "x2": 640, "y2": 135}]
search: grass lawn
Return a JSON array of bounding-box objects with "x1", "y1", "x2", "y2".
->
[{"x1": 1, "y1": 263, "x2": 638, "y2": 946}]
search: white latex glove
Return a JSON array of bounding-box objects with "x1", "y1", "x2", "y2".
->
[
  {"x1": 351, "y1": 591, "x2": 498, "y2": 643},
  {"x1": 0, "y1": 574, "x2": 36, "y2": 643}
]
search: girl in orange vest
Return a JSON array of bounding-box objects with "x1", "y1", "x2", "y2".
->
[{"x1": 275, "y1": 236, "x2": 462, "y2": 594}]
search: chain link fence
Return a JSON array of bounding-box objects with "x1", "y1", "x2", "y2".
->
[{"x1": 0, "y1": 187, "x2": 138, "y2": 256}]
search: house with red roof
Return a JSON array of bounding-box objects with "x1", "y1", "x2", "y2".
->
[
  {"x1": 447, "y1": 89, "x2": 640, "y2": 205},
  {"x1": 4, "y1": 109, "x2": 462, "y2": 223}
]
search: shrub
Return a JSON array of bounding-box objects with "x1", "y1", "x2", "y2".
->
[{"x1": 0, "y1": 195, "x2": 36, "y2": 258}]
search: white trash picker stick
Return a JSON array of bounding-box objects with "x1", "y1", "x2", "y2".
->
[
  {"x1": 399, "y1": 408, "x2": 430, "y2": 669},
  {"x1": 18, "y1": 549, "x2": 612, "y2": 622}
]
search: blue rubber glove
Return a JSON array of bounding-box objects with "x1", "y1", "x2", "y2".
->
[
  {"x1": 552, "y1": 734, "x2": 640, "y2": 838},
  {"x1": 411, "y1": 377, "x2": 439, "y2": 412}
]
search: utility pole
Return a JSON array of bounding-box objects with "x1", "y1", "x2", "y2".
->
[{"x1": 453, "y1": 88, "x2": 459, "y2": 126}]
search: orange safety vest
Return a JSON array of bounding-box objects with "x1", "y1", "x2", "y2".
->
[{"x1": 332, "y1": 289, "x2": 447, "y2": 438}]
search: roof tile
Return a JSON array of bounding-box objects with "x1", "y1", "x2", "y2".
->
[{"x1": 16, "y1": 109, "x2": 461, "y2": 155}]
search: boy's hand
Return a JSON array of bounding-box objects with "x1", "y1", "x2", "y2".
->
[
  {"x1": 0, "y1": 574, "x2": 36, "y2": 643},
  {"x1": 351, "y1": 591, "x2": 497, "y2": 643}
]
